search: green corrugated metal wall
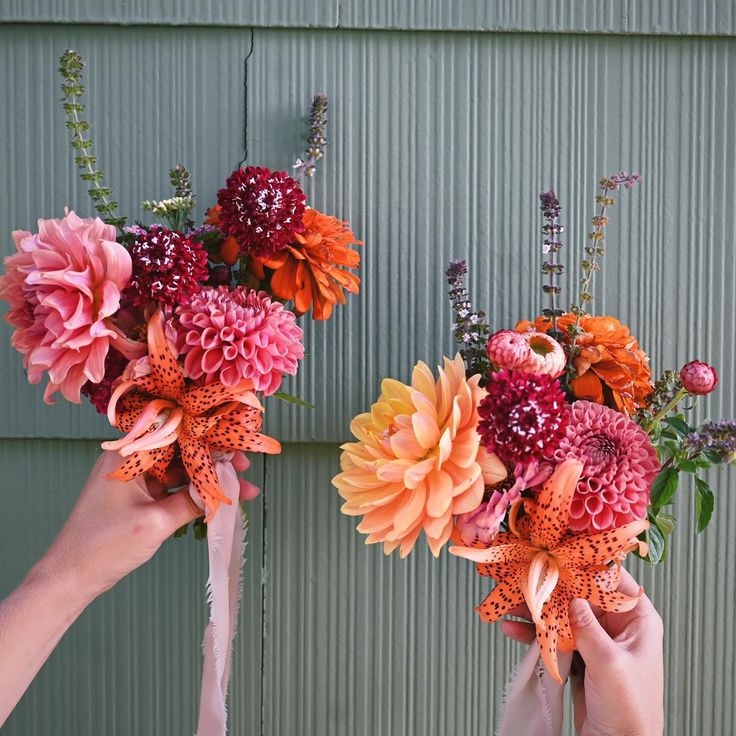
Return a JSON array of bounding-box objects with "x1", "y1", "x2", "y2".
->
[{"x1": 1, "y1": 3, "x2": 735, "y2": 734}]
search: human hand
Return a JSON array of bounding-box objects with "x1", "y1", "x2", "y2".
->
[
  {"x1": 499, "y1": 568, "x2": 664, "y2": 736},
  {"x1": 37, "y1": 451, "x2": 203, "y2": 602}
]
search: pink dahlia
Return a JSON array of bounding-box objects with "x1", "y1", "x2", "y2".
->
[
  {"x1": 478, "y1": 370, "x2": 569, "y2": 465},
  {"x1": 175, "y1": 286, "x2": 304, "y2": 395},
  {"x1": 216, "y1": 166, "x2": 306, "y2": 258},
  {"x1": 554, "y1": 400, "x2": 660, "y2": 532},
  {"x1": 680, "y1": 360, "x2": 718, "y2": 396},
  {"x1": 487, "y1": 329, "x2": 566, "y2": 378},
  {"x1": 126, "y1": 226, "x2": 208, "y2": 307},
  {"x1": 0, "y1": 211, "x2": 132, "y2": 403}
]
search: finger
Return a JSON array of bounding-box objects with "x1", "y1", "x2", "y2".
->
[
  {"x1": 155, "y1": 488, "x2": 203, "y2": 535},
  {"x1": 145, "y1": 474, "x2": 168, "y2": 501},
  {"x1": 569, "y1": 598, "x2": 615, "y2": 664},
  {"x1": 239, "y1": 477, "x2": 261, "y2": 501},
  {"x1": 499, "y1": 619, "x2": 535, "y2": 645},
  {"x1": 231, "y1": 451, "x2": 251, "y2": 473},
  {"x1": 506, "y1": 602, "x2": 532, "y2": 621},
  {"x1": 616, "y1": 567, "x2": 642, "y2": 597}
]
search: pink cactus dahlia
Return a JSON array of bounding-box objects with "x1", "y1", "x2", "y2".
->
[
  {"x1": 554, "y1": 400, "x2": 660, "y2": 532},
  {"x1": 486, "y1": 329, "x2": 566, "y2": 378},
  {"x1": 0, "y1": 211, "x2": 132, "y2": 403},
  {"x1": 175, "y1": 286, "x2": 304, "y2": 395}
]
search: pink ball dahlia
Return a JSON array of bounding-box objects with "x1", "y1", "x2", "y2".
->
[
  {"x1": 126, "y1": 226, "x2": 208, "y2": 307},
  {"x1": 680, "y1": 360, "x2": 718, "y2": 396},
  {"x1": 478, "y1": 370, "x2": 569, "y2": 465},
  {"x1": 175, "y1": 286, "x2": 304, "y2": 395},
  {"x1": 216, "y1": 166, "x2": 306, "y2": 258},
  {"x1": 0, "y1": 211, "x2": 132, "y2": 403},
  {"x1": 486, "y1": 329, "x2": 566, "y2": 378},
  {"x1": 554, "y1": 400, "x2": 660, "y2": 532}
]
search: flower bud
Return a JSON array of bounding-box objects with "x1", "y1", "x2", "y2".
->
[{"x1": 680, "y1": 360, "x2": 718, "y2": 395}]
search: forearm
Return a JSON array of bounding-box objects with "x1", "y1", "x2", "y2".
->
[{"x1": 0, "y1": 554, "x2": 96, "y2": 726}]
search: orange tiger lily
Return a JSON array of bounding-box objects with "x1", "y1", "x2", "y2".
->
[
  {"x1": 450, "y1": 459, "x2": 648, "y2": 683},
  {"x1": 101, "y1": 310, "x2": 281, "y2": 519}
]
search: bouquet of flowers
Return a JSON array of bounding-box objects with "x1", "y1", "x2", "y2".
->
[
  {"x1": 333, "y1": 172, "x2": 734, "y2": 714},
  {"x1": 1, "y1": 50, "x2": 362, "y2": 735}
]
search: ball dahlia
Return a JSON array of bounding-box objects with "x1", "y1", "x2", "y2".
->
[
  {"x1": 554, "y1": 400, "x2": 660, "y2": 532},
  {"x1": 126, "y1": 226, "x2": 208, "y2": 307},
  {"x1": 477, "y1": 370, "x2": 569, "y2": 466},
  {"x1": 175, "y1": 286, "x2": 304, "y2": 395},
  {"x1": 486, "y1": 329, "x2": 565, "y2": 378},
  {"x1": 332, "y1": 355, "x2": 502, "y2": 557},
  {"x1": 0, "y1": 211, "x2": 132, "y2": 403},
  {"x1": 216, "y1": 166, "x2": 306, "y2": 258},
  {"x1": 517, "y1": 313, "x2": 653, "y2": 415}
]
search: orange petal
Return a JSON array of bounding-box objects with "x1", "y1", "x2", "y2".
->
[
  {"x1": 147, "y1": 310, "x2": 186, "y2": 400},
  {"x1": 527, "y1": 459, "x2": 584, "y2": 548},
  {"x1": 205, "y1": 418, "x2": 282, "y2": 455},
  {"x1": 570, "y1": 370, "x2": 604, "y2": 404},
  {"x1": 555, "y1": 519, "x2": 649, "y2": 567},
  {"x1": 179, "y1": 435, "x2": 231, "y2": 519},
  {"x1": 475, "y1": 572, "x2": 525, "y2": 623}
]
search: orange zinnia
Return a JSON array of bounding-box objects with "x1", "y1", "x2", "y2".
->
[
  {"x1": 252, "y1": 208, "x2": 361, "y2": 320},
  {"x1": 517, "y1": 313, "x2": 653, "y2": 415}
]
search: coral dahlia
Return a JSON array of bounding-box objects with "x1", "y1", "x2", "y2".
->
[
  {"x1": 477, "y1": 370, "x2": 569, "y2": 466},
  {"x1": 554, "y1": 400, "x2": 659, "y2": 532},
  {"x1": 333, "y1": 355, "x2": 501, "y2": 557},
  {"x1": 0, "y1": 211, "x2": 132, "y2": 403},
  {"x1": 216, "y1": 166, "x2": 306, "y2": 258},
  {"x1": 517, "y1": 313, "x2": 653, "y2": 415},
  {"x1": 126, "y1": 226, "x2": 208, "y2": 308},
  {"x1": 175, "y1": 286, "x2": 304, "y2": 395}
]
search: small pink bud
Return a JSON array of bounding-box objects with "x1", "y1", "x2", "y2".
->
[{"x1": 680, "y1": 360, "x2": 718, "y2": 396}]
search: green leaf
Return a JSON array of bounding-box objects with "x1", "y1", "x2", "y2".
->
[
  {"x1": 665, "y1": 416, "x2": 692, "y2": 436},
  {"x1": 694, "y1": 478, "x2": 715, "y2": 533},
  {"x1": 678, "y1": 459, "x2": 698, "y2": 474},
  {"x1": 273, "y1": 391, "x2": 315, "y2": 409},
  {"x1": 654, "y1": 511, "x2": 676, "y2": 536},
  {"x1": 646, "y1": 523, "x2": 667, "y2": 564},
  {"x1": 650, "y1": 467, "x2": 679, "y2": 509}
]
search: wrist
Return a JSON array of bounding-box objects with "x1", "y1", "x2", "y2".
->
[{"x1": 24, "y1": 548, "x2": 101, "y2": 617}]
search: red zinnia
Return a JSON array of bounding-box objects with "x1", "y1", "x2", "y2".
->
[
  {"x1": 477, "y1": 370, "x2": 569, "y2": 466},
  {"x1": 126, "y1": 226, "x2": 208, "y2": 307},
  {"x1": 216, "y1": 166, "x2": 306, "y2": 258}
]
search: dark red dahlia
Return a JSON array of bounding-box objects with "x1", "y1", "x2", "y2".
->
[
  {"x1": 216, "y1": 166, "x2": 306, "y2": 258},
  {"x1": 126, "y1": 226, "x2": 208, "y2": 307},
  {"x1": 478, "y1": 369, "x2": 569, "y2": 465},
  {"x1": 81, "y1": 347, "x2": 129, "y2": 414}
]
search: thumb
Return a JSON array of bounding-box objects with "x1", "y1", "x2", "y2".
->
[
  {"x1": 569, "y1": 598, "x2": 615, "y2": 665},
  {"x1": 155, "y1": 488, "x2": 203, "y2": 536}
]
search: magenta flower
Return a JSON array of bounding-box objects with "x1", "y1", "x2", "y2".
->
[
  {"x1": 126, "y1": 226, "x2": 208, "y2": 307},
  {"x1": 554, "y1": 400, "x2": 660, "y2": 532},
  {"x1": 216, "y1": 166, "x2": 306, "y2": 258},
  {"x1": 175, "y1": 286, "x2": 304, "y2": 395},
  {"x1": 0, "y1": 211, "x2": 132, "y2": 403},
  {"x1": 477, "y1": 369, "x2": 569, "y2": 465},
  {"x1": 680, "y1": 360, "x2": 718, "y2": 396}
]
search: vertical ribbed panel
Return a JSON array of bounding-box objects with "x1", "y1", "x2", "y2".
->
[
  {"x1": 263, "y1": 446, "x2": 736, "y2": 736},
  {"x1": 0, "y1": 440, "x2": 264, "y2": 735},
  {"x1": 2, "y1": 17, "x2": 736, "y2": 736},
  {"x1": 2, "y1": 28, "x2": 734, "y2": 442}
]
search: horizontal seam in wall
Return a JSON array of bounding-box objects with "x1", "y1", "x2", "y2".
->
[{"x1": 0, "y1": 20, "x2": 734, "y2": 40}]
